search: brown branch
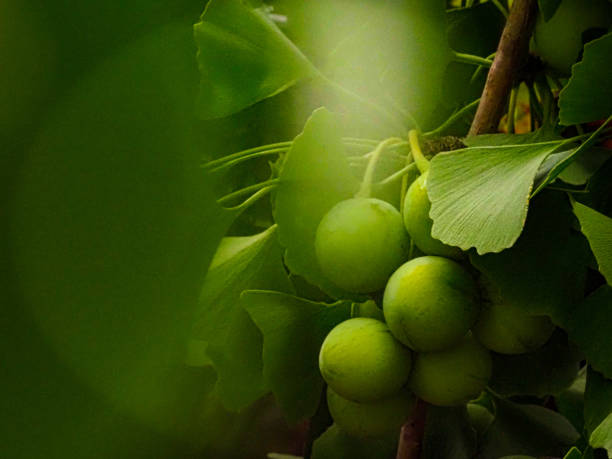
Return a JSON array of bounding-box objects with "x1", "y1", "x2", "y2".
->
[
  {"x1": 395, "y1": 399, "x2": 428, "y2": 459},
  {"x1": 468, "y1": 0, "x2": 538, "y2": 136}
]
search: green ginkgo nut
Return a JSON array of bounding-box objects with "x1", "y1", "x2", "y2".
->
[
  {"x1": 383, "y1": 256, "x2": 480, "y2": 352},
  {"x1": 315, "y1": 197, "x2": 409, "y2": 293},
  {"x1": 403, "y1": 172, "x2": 463, "y2": 259},
  {"x1": 319, "y1": 318, "x2": 412, "y2": 402},
  {"x1": 410, "y1": 334, "x2": 492, "y2": 407}
]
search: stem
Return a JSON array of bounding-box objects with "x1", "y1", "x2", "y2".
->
[
  {"x1": 209, "y1": 148, "x2": 288, "y2": 173},
  {"x1": 507, "y1": 86, "x2": 518, "y2": 134},
  {"x1": 469, "y1": 52, "x2": 496, "y2": 85},
  {"x1": 343, "y1": 137, "x2": 381, "y2": 145},
  {"x1": 527, "y1": 82, "x2": 542, "y2": 130},
  {"x1": 217, "y1": 179, "x2": 279, "y2": 205},
  {"x1": 225, "y1": 185, "x2": 276, "y2": 211},
  {"x1": 452, "y1": 51, "x2": 493, "y2": 68},
  {"x1": 317, "y1": 72, "x2": 409, "y2": 134},
  {"x1": 396, "y1": 399, "x2": 428, "y2": 459},
  {"x1": 356, "y1": 138, "x2": 403, "y2": 198},
  {"x1": 424, "y1": 98, "x2": 480, "y2": 137},
  {"x1": 535, "y1": 75, "x2": 554, "y2": 127},
  {"x1": 203, "y1": 142, "x2": 292, "y2": 169},
  {"x1": 378, "y1": 161, "x2": 417, "y2": 186},
  {"x1": 409, "y1": 130, "x2": 429, "y2": 174},
  {"x1": 468, "y1": 0, "x2": 538, "y2": 136},
  {"x1": 202, "y1": 138, "x2": 381, "y2": 169}
]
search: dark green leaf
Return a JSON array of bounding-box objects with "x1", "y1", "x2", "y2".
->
[
  {"x1": 556, "y1": 367, "x2": 587, "y2": 435},
  {"x1": 558, "y1": 148, "x2": 612, "y2": 185},
  {"x1": 273, "y1": 107, "x2": 361, "y2": 299},
  {"x1": 488, "y1": 329, "x2": 582, "y2": 398},
  {"x1": 428, "y1": 138, "x2": 563, "y2": 254},
  {"x1": 572, "y1": 202, "x2": 612, "y2": 285},
  {"x1": 480, "y1": 398, "x2": 579, "y2": 458},
  {"x1": 421, "y1": 406, "x2": 477, "y2": 459},
  {"x1": 563, "y1": 447, "x2": 583, "y2": 459},
  {"x1": 243, "y1": 290, "x2": 352, "y2": 422},
  {"x1": 584, "y1": 368, "x2": 612, "y2": 453},
  {"x1": 567, "y1": 286, "x2": 612, "y2": 378},
  {"x1": 576, "y1": 157, "x2": 612, "y2": 218},
  {"x1": 533, "y1": 121, "x2": 612, "y2": 195},
  {"x1": 193, "y1": 0, "x2": 316, "y2": 119},
  {"x1": 538, "y1": 0, "x2": 562, "y2": 21},
  {"x1": 195, "y1": 225, "x2": 294, "y2": 410},
  {"x1": 7, "y1": 23, "x2": 229, "y2": 440},
  {"x1": 471, "y1": 191, "x2": 590, "y2": 325},
  {"x1": 590, "y1": 413, "x2": 612, "y2": 455},
  {"x1": 559, "y1": 32, "x2": 612, "y2": 125},
  {"x1": 311, "y1": 424, "x2": 397, "y2": 459}
]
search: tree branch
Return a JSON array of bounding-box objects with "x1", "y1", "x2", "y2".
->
[
  {"x1": 468, "y1": 0, "x2": 538, "y2": 136},
  {"x1": 395, "y1": 399, "x2": 428, "y2": 459}
]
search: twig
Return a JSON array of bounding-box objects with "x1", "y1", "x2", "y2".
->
[
  {"x1": 396, "y1": 399, "x2": 428, "y2": 459},
  {"x1": 468, "y1": 0, "x2": 537, "y2": 136}
]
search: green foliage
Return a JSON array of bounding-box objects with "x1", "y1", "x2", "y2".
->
[
  {"x1": 585, "y1": 368, "x2": 612, "y2": 453},
  {"x1": 243, "y1": 290, "x2": 352, "y2": 422},
  {"x1": 572, "y1": 201, "x2": 612, "y2": 285},
  {"x1": 273, "y1": 107, "x2": 360, "y2": 299},
  {"x1": 5, "y1": 22, "x2": 233, "y2": 457},
  {"x1": 421, "y1": 406, "x2": 477, "y2": 459},
  {"x1": 537, "y1": 0, "x2": 562, "y2": 21},
  {"x1": 533, "y1": 0, "x2": 612, "y2": 76},
  {"x1": 567, "y1": 286, "x2": 612, "y2": 378},
  {"x1": 560, "y1": 32, "x2": 612, "y2": 125},
  {"x1": 488, "y1": 330, "x2": 582, "y2": 397},
  {"x1": 556, "y1": 368, "x2": 587, "y2": 435},
  {"x1": 6, "y1": 0, "x2": 612, "y2": 456},
  {"x1": 194, "y1": 225, "x2": 294, "y2": 410},
  {"x1": 428, "y1": 137, "x2": 562, "y2": 254},
  {"x1": 471, "y1": 192, "x2": 590, "y2": 325},
  {"x1": 558, "y1": 147, "x2": 612, "y2": 185},
  {"x1": 193, "y1": 0, "x2": 316, "y2": 119},
  {"x1": 479, "y1": 398, "x2": 580, "y2": 458}
]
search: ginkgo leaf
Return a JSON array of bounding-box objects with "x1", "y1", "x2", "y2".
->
[
  {"x1": 559, "y1": 32, "x2": 612, "y2": 125},
  {"x1": 273, "y1": 107, "x2": 361, "y2": 299},
  {"x1": 194, "y1": 0, "x2": 316, "y2": 119},
  {"x1": 428, "y1": 141, "x2": 560, "y2": 254},
  {"x1": 194, "y1": 225, "x2": 294, "y2": 410},
  {"x1": 572, "y1": 201, "x2": 612, "y2": 284},
  {"x1": 243, "y1": 290, "x2": 352, "y2": 422}
]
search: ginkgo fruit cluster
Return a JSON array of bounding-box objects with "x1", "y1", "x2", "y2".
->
[{"x1": 315, "y1": 171, "x2": 556, "y2": 438}]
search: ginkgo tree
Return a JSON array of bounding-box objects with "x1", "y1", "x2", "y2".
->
[
  {"x1": 5, "y1": 0, "x2": 612, "y2": 458},
  {"x1": 193, "y1": 0, "x2": 612, "y2": 457}
]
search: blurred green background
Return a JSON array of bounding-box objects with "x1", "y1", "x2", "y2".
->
[{"x1": 1, "y1": 1, "x2": 309, "y2": 457}]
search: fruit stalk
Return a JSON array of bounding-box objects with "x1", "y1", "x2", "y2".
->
[
  {"x1": 395, "y1": 399, "x2": 427, "y2": 459},
  {"x1": 468, "y1": 0, "x2": 537, "y2": 136}
]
